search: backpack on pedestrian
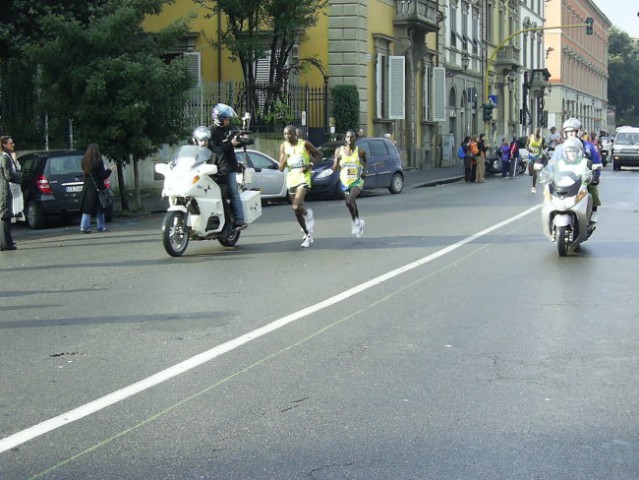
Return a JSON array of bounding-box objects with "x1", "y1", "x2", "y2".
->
[
  {"x1": 468, "y1": 140, "x2": 479, "y2": 157},
  {"x1": 457, "y1": 145, "x2": 466, "y2": 159}
]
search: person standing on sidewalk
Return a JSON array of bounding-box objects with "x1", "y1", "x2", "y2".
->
[
  {"x1": 475, "y1": 133, "x2": 488, "y2": 183},
  {"x1": 499, "y1": 137, "x2": 511, "y2": 178},
  {"x1": 79, "y1": 143, "x2": 112, "y2": 233},
  {"x1": 459, "y1": 136, "x2": 471, "y2": 182},
  {"x1": 0, "y1": 135, "x2": 22, "y2": 251},
  {"x1": 279, "y1": 125, "x2": 321, "y2": 248},
  {"x1": 467, "y1": 135, "x2": 479, "y2": 182},
  {"x1": 332, "y1": 129, "x2": 367, "y2": 238}
]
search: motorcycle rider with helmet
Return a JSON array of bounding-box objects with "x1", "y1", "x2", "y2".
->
[
  {"x1": 190, "y1": 125, "x2": 236, "y2": 236},
  {"x1": 552, "y1": 117, "x2": 602, "y2": 222},
  {"x1": 210, "y1": 103, "x2": 247, "y2": 231}
]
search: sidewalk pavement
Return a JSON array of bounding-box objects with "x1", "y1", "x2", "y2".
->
[{"x1": 120, "y1": 164, "x2": 465, "y2": 215}]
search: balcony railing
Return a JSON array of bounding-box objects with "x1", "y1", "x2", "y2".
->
[
  {"x1": 495, "y1": 46, "x2": 521, "y2": 69},
  {"x1": 394, "y1": 0, "x2": 440, "y2": 32}
]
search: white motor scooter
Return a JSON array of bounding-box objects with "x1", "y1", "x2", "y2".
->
[
  {"x1": 536, "y1": 152, "x2": 600, "y2": 257},
  {"x1": 154, "y1": 145, "x2": 262, "y2": 257}
]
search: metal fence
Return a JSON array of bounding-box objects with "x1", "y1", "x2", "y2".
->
[
  {"x1": 2, "y1": 81, "x2": 329, "y2": 149},
  {"x1": 184, "y1": 81, "x2": 329, "y2": 134}
]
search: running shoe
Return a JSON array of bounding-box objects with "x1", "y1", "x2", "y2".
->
[
  {"x1": 355, "y1": 218, "x2": 365, "y2": 238},
  {"x1": 531, "y1": 186, "x2": 536, "y2": 194},
  {"x1": 351, "y1": 218, "x2": 360, "y2": 235},
  {"x1": 590, "y1": 211, "x2": 598, "y2": 223},
  {"x1": 301, "y1": 233, "x2": 313, "y2": 248}
]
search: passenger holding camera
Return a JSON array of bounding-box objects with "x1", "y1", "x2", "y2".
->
[{"x1": 210, "y1": 103, "x2": 247, "y2": 231}]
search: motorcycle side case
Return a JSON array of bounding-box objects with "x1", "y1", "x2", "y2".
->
[{"x1": 241, "y1": 190, "x2": 262, "y2": 223}]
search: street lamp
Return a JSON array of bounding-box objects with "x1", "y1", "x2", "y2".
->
[{"x1": 461, "y1": 52, "x2": 470, "y2": 134}]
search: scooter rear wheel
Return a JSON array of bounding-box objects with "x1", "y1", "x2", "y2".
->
[
  {"x1": 162, "y1": 211, "x2": 189, "y2": 257},
  {"x1": 556, "y1": 225, "x2": 569, "y2": 257}
]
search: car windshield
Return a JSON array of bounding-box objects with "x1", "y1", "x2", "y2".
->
[
  {"x1": 615, "y1": 133, "x2": 639, "y2": 145},
  {"x1": 318, "y1": 143, "x2": 341, "y2": 160},
  {"x1": 48, "y1": 155, "x2": 83, "y2": 175}
]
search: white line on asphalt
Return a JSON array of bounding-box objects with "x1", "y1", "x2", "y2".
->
[{"x1": 0, "y1": 205, "x2": 541, "y2": 454}]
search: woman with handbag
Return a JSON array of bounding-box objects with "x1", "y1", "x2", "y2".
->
[{"x1": 79, "y1": 143, "x2": 112, "y2": 233}]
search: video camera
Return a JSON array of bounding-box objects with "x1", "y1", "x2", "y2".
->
[{"x1": 227, "y1": 112, "x2": 254, "y2": 148}]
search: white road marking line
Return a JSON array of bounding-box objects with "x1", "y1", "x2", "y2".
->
[{"x1": 0, "y1": 205, "x2": 540, "y2": 454}]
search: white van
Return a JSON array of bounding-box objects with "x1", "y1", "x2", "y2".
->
[{"x1": 611, "y1": 126, "x2": 639, "y2": 170}]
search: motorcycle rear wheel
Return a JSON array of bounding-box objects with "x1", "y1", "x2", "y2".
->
[
  {"x1": 162, "y1": 211, "x2": 189, "y2": 257},
  {"x1": 556, "y1": 225, "x2": 569, "y2": 257},
  {"x1": 517, "y1": 160, "x2": 527, "y2": 176},
  {"x1": 218, "y1": 228, "x2": 240, "y2": 247}
]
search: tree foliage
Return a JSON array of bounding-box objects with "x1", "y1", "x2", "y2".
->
[
  {"x1": 194, "y1": 0, "x2": 327, "y2": 119},
  {"x1": 608, "y1": 27, "x2": 639, "y2": 126},
  {"x1": 332, "y1": 85, "x2": 359, "y2": 134},
  {"x1": 29, "y1": 0, "x2": 195, "y2": 211}
]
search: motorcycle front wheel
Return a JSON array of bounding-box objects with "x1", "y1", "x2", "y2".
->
[
  {"x1": 162, "y1": 211, "x2": 189, "y2": 257},
  {"x1": 556, "y1": 225, "x2": 569, "y2": 257}
]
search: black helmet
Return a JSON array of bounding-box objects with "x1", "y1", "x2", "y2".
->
[{"x1": 211, "y1": 103, "x2": 238, "y2": 127}]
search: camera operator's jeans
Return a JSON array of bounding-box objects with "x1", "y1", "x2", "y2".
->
[{"x1": 227, "y1": 172, "x2": 245, "y2": 224}]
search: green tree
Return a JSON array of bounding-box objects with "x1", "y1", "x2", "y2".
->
[
  {"x1": 0, "y1": 1, "x2": 111, "y2": 144},
  {"x1": 30, "y1": 0, "x2": 194, "y2": 212},
  {"x1": 332, "y1": 85, "x2": 359, "y2": 134},
  {"x1": 194, "y1": 0, "x2": 327, "y2": 120},
  {"x1": 608, "y1": 27, "x2": 639, "y2": 126}
]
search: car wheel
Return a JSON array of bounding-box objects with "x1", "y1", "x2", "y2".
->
[
  {"x1": 388, "y1": 172, "x2": 404, "y2": 194},
  {"x1": 26, "y1": 201, "x2": 47, "y2": 229},
  {"x1": 613, "y1": 161, "x2": 621, "y2": 171}
]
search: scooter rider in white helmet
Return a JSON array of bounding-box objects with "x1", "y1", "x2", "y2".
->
[
  {"x1": 191, "y1": 125, "x2": 235, "y2": 236},
  {"x1": 552, "y1": 117, "x2": 602, "y2": 222}
]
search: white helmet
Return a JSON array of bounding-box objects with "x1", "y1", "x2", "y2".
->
[
  {"x1": 562, "y1": 118, "x2": 582, "y2": 138},
  {"x1": 562, "y1": 137, "x2": 583, "y2": 164},
  {"x1": 192, "y1": 126, "x2": 211, "y2": 144}
]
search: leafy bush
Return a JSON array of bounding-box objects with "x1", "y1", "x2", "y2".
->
[{"x1": 332, "y1": 84, "x2": 359, "y2": 134}]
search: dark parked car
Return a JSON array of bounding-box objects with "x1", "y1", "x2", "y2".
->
[
  {"x1": 312, "y1": 136, "x2": 404, "y2": 198},
  {"x1": 17, "y1": 150, "x2": 114, "y2": 229}
]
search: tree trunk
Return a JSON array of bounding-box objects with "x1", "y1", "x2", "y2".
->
[
  {"x1": 116, "y1": 160, "x2": 129, "y2": 212},
  {"x1": 133, "y1": 157, "x2": 141, "y2": 211}
]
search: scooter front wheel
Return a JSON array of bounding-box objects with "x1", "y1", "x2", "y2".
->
[
  {"x1": 162, "y1": 211, "x2": 189, "y2": 257},
  {"x1": 556, "y1": 225, "x2": 569, "y2": 257}
]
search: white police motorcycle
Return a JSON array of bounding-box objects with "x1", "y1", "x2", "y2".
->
[
  {"x1": 154, "y1": 145, "x2": 261, "y2": 257},
  {"x1": 536, "y1": 138, "x2": 600, "y2": 257}
]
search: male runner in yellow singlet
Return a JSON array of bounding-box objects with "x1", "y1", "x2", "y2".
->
[
  {"x1": 279, "y1": 125, "x2": 321, "y2": 248},
  {"x1": 332, "y1": 129, "x2": 367, "y2": 238}
]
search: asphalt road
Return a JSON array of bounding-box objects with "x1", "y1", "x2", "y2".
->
[{"x1": 1, "y1": 170, "x2": 638, "y2": 479}]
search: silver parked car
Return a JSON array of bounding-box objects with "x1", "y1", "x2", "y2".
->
[{"x1": 235, "y1": 149, "x2": 288, "y2": 201}]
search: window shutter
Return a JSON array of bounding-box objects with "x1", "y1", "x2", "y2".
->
[
  {"x1": 388, "y1": 56, "x2": 405, "y2": 120},
  {"x1": 432, "y1": 67, "x2": 446, "y2": 122},
  {"x1": 184, "y1": 52, "x2": 201, "y2": 86},
  {"x1": 376, "y1": 53, "x2": 384, "y2": 118}
]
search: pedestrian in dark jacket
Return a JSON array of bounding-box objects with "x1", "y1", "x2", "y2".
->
[
  {"x1": 0, "y1": 136, "x2": 22, "y2": 250},
  {"x1": 79, "y1": 143, "x2": 111, "y2": 233}
]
